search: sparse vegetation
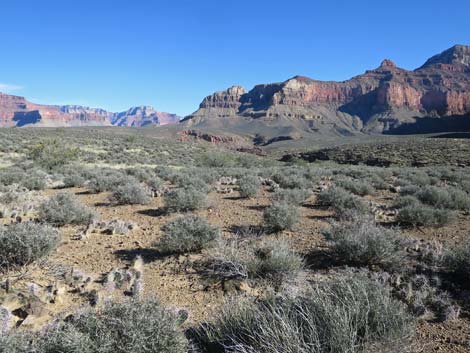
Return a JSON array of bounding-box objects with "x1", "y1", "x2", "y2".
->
[{"x1": 0, "y1": 129, "x2": 468, "y2": 352}]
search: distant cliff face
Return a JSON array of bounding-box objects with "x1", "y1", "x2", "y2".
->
[
  {"x1": 112, "y1": 106, "x2": 181, "y2": 127},
  {"x1": 0, "y1": 95, "x2": 181, "y2": 127},
  {"x1": 186, "y1": 45, "x2": 470, "y2": 134}
]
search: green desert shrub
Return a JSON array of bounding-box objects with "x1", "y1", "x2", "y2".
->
[
  {"x1": 238, "y1": 175, "x2": 260, "y2": 198},
  {"x1": 196, "y1": 151, "x2": 237, "y2": 168},
  {"x1": 125, "y1": 167, "x2": 156, "y2": 183},
  {"x1": 272, "y1": 171, "x2": 311, "y2": 189},
  {"x1": 272, "y1": 188, "x2": 312, "y2": 205},
  {"x1": 172, "y1": 173, "x2": 211, "y2": 193},
  {"x1": 28, "y1": 139, "x2": 79, "y2": 171},
  {"x1": 0, "y1": 222, "x2": 59, "y2": 268},
  {"x1": 317, "y1": 187, "x2": 369, "y2": 217},
  {"x1": 393, "y1": 195, "x2": 421, "y2": 209},
  {"x1": 158, "y1": 215, "x2": 220, "y2": 254},
  {"x1": 88, "y1": 169, "x2": 127, "y2": 193},
  {"x1": 443, "y1": 243, "x2": 470, "y2": 283},
  {"x1": 31, "y1": 299, "x2": 187, "y2": 353},
  {"x1": 19, "y1": 169, "x2": 48, "y2": 191},
  {"x1": 335, "y1": 177, "x2": 375, "y2": 196},
  {"x1": 414, "y1": 185, "x2": 470, "y2": 211},
  {"x1": 111, "y1": 180, "x2": 151, "y2": 205},
  {"x1": 163, "y1": 187, "x2": 207, "y2": 212},
  {"x1": 0, "y1": 167, "x2": 46, "y2": 191},
  {"x1": 397, "y1": 170, "x2": 435, "y2": 187},
  {"x1": 263, "y1": 202, "x2": 299, "y2": 232},
  {"x1": 63, "y1": 173, "x2": 86, "y2": 188},
  {"x1": 0, "y1": 167, "x2": 27, "y2": 186},
  {"x1": 324, "y1": 218, "x2": 405, "y2": 270},
  {"x1": 194, "y1": 275, "x2": 413, "y2": 353},
  {"x1": 460, "y1": 180, "x2": 470, "y2": 193},
  {"x1": 397, "y1": 204, "x2": 455, "y2": 227},
  {"x1": 146, "y1": 176, "x2": 164, "y2": 191},
  {"x1": 38, "y1": 192, "x2": 96, "y2": 226}
]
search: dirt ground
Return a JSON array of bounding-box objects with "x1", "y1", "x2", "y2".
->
[{"x1": 2, "y1": 183, "x2": 469, "y2": 352}]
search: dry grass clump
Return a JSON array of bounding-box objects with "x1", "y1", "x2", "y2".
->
[
  {"x1": 193, "y1": 275, "x2": 414, "y2": 353},
  {"x1": 324, "y1": 217, "x2": 405, "y2": 271},
  {"x1": 202, "y1": 238, "x2": 304, "y2": 283},
  {"x1": 1, "y1": 299, "x2": 188, "y2": 353}
]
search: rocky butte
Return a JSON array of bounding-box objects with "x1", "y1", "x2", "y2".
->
[
  {"x1": 184, "y1": 45, "x2": 470, "y2": 136},
  {"x1": 0, "y1": 95, "x2": 180, "y2": 127}
]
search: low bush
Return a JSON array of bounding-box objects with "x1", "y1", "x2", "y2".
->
[
  {"x1": 6, "y1": 299, "x2": 188, "y2": 353},
  {"x1": 111, "y1": 179, "x2": 151, "y2": 205},
  {"x1": 397, "y1": 204, "x2": 455, "y2": 227},
  {"x1": 38, "y1": 192, "x2": 96, "y2": 226},
  {"x1": 0, "y1": 222, "x2": 59, "y2": 268},
  {"x1": 443, "y1": 243, "x2": 470, "y2": 284},
  {"x1": 335, "y1": 177, "x2": 375, "y2": 196},
  {"x1": 158, "y1": 215, "x2": 220, "y2": 254},
  {"x1": 163, "y1": 187, "x2": 207, "y2": 212},
  {"x1": 263, "y1": 203, "x2": 299, "y2": 232},
  {"x1": 63, "y1": 173, "x2": 86, "y2": 188},
  {"x1": 317, "y1": 187, "x2": 369, "y2": 217},
  {"x1": 88, "y1": 170, "x2": 127, "y2": 193},
  {"x1": 272, "y1": 188, "x2": 312, "y2": 205},
  {"x1": 414, "y1": 186, "x2": 470, "y2": 211},
  {"x1": 21, "y1": 169, "x2": 47, "y2": 191},
  {"x1": 172, "y1": 174, "x2": 211, "y2": 193},
  {"x1": 194, "y1": 275, "x2": 414, "y2": 353},
  {"x1": 28, "y1": 139, "x2": 80, "y2": 171},
  {"x1": 238, "y1": 175, "x2": 260, "y2": 198},
  {"x1": 247, "y1": 240, "x2": 304, "y2": 281},
  {"x1": 203, "y1": 239, "x2": 303, "y2": 283},
  {"x1": 324, "y1": 218, "x2": 405, "y2": 270},
  {"x1": 272, "y1": 171, "x2": 311, "y2": 189},
  {"x1": 393, "y1": 195, "x2": 420, "y2": 209},
  {"x1": 125, "y1": 167, "x2": 156, "y2": 183}
]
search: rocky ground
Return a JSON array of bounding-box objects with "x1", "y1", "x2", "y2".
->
[{"x1": 0, "y1": 128, "x2": 469, "y2": 352}]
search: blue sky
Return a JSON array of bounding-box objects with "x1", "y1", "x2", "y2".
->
[{"x1": 0, "y1": 0, "x2": 468, "y2": 116}]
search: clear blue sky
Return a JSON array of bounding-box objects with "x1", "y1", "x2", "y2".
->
[{"x1": 0, "y1": 0, "x2": 468, "y2": 116}]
